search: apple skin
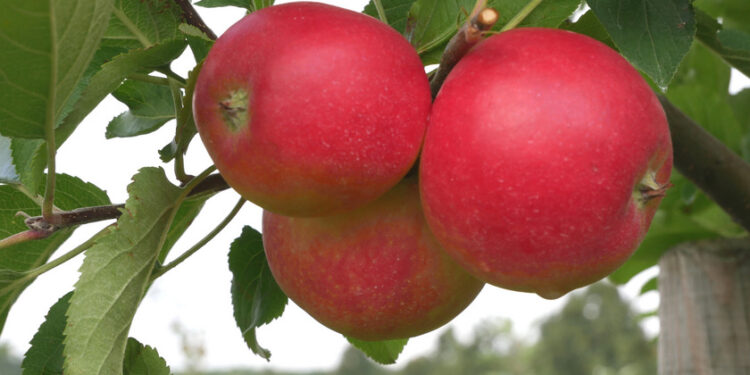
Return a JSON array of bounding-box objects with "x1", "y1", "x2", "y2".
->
[
  {"x1": 419, "y1": 28, "x2": 673, "y2": 299},
  {"x1": 262, "y1": 177, "x2": 484, "y2": 341},
  {"x1": 193, "y1": 2, "x2": 431, "y2": 217}
]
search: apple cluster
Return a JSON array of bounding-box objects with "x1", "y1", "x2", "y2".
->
[{"x1": 193, "y1": 2, "x2": 672, "y2": 341}]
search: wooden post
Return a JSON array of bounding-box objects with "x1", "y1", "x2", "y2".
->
[{"x1": 659, "y1": 238, "x2": 750, "y2": 375}]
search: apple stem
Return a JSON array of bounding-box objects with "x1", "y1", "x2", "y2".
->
[
  {"x1": 220, "y1": 89, "x2": 250, "y2": 132},
  {"x1": 429, "y1": 4, "x2": 499, "y2": 98},
  {"x1": 634, "y1": 171, "x2": 671, "y2": 206}
]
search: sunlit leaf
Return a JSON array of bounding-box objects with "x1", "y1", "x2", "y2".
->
[
  {"x1": 122, "y1": 338, "x2": 171, "y2": 375},
  {"x1": 21, "y1": 292, "x2": 71, "y2": 375},
  {"x1": 157, "y1": 195, "x2": 210, "y2": 263},
  {"x1": 64, "y1": 168, "x2": 180, "y2": 375},
  {"x1": 104, "y1": 0, "x2": 185, "y2": 50},
  {"x1": 179, "y1": 24, "x2": 214, "y2": 62},
  {"x1": 106, "y1": 80, "x2": 176, "y2": 138},
  {"x1": 0, "y1": 0, "x2": 114, "y2": 139},
  {"x1": 0, "y1": 175, "x2": 110, "y2": 335},
  {"x1": 55, "y1": 40, "x2": 187, "y2": 150}
]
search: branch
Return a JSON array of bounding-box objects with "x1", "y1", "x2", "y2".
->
[
  {"x1": 173, "y1": 0, "x2": 218, "y2": 40},
  {"x1": 0, "y1": 174, "x2": 231, "y2": 248},
  {"x1": 658, "y1": 96, "x2": 750, "y2": 232},
  {"x1": 430, "y1": 4, "x2": 499, "y2": 98}
]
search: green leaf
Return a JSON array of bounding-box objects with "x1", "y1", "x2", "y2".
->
[
  {"x1": 179, "y1": 24, "x2": 214, "y2": 63},
  {"x1": 3, "y1": 43, "x2": 120, "y2": 193},
  {"x1": 346, "y1": 336, "x2": 409, "y2": 365},
  {"x1": 0, "y1": 0, "x2": 114, "y2": 139},
  {"x1": 0, "y1": 175, "x2": 110, "y2": 336},
  {"x1": 639, "y1": 277, "x2": 658, "y2": 294},
  {"x1": 64, "y1": 167, "x2": 180, "y2": 375},
  {"x1": 21, "y1": 292, "x2": 71, "y2": 375},
  {"x1": 692, "y1": 10, "x2": 750, "y2": 77},
  {"x1": 609, "y1": 209, "x2": 724, "y2": 284},
  {"x1": 587, "y1": 0, "x2": 695, "y2": 88},
  {"x1": 229, "y1": 226, "x2": 287, "y2": 360},
  {"x1": 363, "y1": 0, "x2": 417, "y2": 34},
  {"x1": 718, "y1": 28, "x2": 750, "y2": 51},
  {"x1": 104, "y1": 0, "x2": 186, "y2": 50},
  {"x1": 106, "y1": 113, "x2": 170, "y2": 139},
  {"x1": 196, "y1": 0, "x2": 274, "y2": 11},
  {"x1": 694, "y1": 0, "x2": 750, "y2": 34},
  {"x1": 560, "y1": 10, "x2": 615, "y2": 49},
  {"x1": 667, "y1": 85, "x2": 744, "y2": 155},
  {"x1": 0, "y1": 136, "x2": 18, "y2": 184},
  {"x1": 670, "y1": 42, "x2": 731, "y2": 94},
  {"x1": 9, "y1": 139, "x2": 46, "y2": 193},
  {"x1": 106, "y1": 80, "x2": 176, "y2": 138},
  {"x1": 157, "y1": 195, "x2": 210, "y2": 264},
  {"x1": 122, "y1": 338, "x2": 171, "y2": 375},
  {"x1": 493, "y1": 0, "x2": 581, "y2": 29},
  {"x1": 55, "y1": 40, "x2": 188, "y2": 149},
  {"x1": 4, "y1": 45, "x2": 166, "y2": 189},
  {"x1": 407, "y1": 0, "x2": 473, "y2": 54}
]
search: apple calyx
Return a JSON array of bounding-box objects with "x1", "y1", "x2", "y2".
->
[
  {"x1": 634, "y1": 171, "x2": 671, "y2": 207},
  {"x1": 219, "y1": 89, "x2": 250, "y2": 131}
]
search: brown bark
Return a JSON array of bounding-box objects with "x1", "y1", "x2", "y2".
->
[
  {"x1": 659, "y1": 238, "x2": 750, "y2": 375},
  {"x1": 659, "y1": 96, "x2": 750, "y2": 233}
]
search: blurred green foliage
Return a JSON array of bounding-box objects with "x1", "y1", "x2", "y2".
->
[{"x1": 169, "y1": 282, "x2": 656, "y2": 375}]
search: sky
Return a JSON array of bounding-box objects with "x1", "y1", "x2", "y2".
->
[{"x1": 2, "y1": 0, "x2": 749, "y2": 372}]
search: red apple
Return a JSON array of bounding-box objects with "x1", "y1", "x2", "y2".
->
[
  {"x1": 193, "y1": 2, "x2": 431, "y2": 217},
  {"x1": 419, "y1": 28, "x2": 673, "y2": 299},
  {"x1": 262, "y1": 177, "x2": 484, "y2": 340}
]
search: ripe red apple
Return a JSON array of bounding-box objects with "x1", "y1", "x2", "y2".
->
[
  {"x1": 262, "y1": 177, "x2": 484, "y2": 340},
  {"x1": 193, "y1": 2, "x2": 431, "y2": 217},
  {"x1": 419, "y1": 28, "x2": 673, "y2": 299}
]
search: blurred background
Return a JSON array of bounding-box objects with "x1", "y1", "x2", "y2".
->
[
  {"x1": 1, "y1": 0, "x2": 748, "y2": 374},
  {"x1": 1, "y1": 281, "x2": 658, "y2": 375}
]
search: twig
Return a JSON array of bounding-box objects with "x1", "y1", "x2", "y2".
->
[
  {"x1": 429, "y1": 3, "x2": 499, "y2": 97},
  {"x1": 658, "y1": 96, "x2": 750, "y2": 232},
  {"x1": 151, "y1": 197, "x2": 245, "y2": 280},
  {"x1": 373, "y1": 0, "x2": 389, "y2": 24},
  {"x1": 24, "y1": 205, "x2": 125, "y2": 234},
  {"x1": 173, "y1": 0, "x2": 218, "y2": 40},
  {"x1": 0, "y1": 173, "x2": 231, "y2": 247},
  {"x1": 500, "y1": 0, "x2": 543, "y2": 32},
  {"x1": 168, "y1": 78, "x2": 192, "y2": 184},
  {"x1": 0, "y1": 230, "x2": 50, "y2": 249},
  {"x1": 0, "y1": 226, "x2": 107, "y2": 296}
]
